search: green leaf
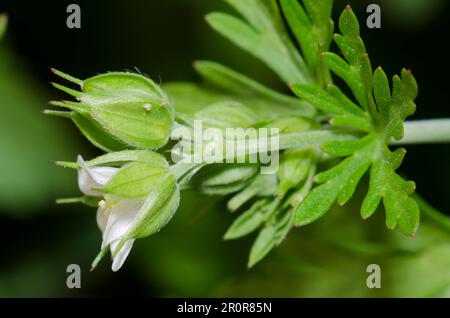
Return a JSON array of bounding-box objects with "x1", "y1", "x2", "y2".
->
[
  {"x1": 292, "y1": 7, "x2": 420, "y2": 235},
  {"x1": 192, "y1": 164, "x2": 258, "y2": 196},
  {"x1": 206, "y1": 0, "x2": 312, "y2": 84},
  {"x1": 386, "y1": 69, "x2": 418, "y2": 140},
  {"x1": 361, "y1": 160, "x2": 419, "y2": 236},
  {"x1": 303, "y1": 0, "x2": 333, "y2": 27},
  {"x1": 290, "y1": 83, "x2": 371, "y2": 132},
  {"x1": 328, "y1": 6, "x2": 374, "y2": 113},
  {"x1": 248, "y1": 209, "x2": 294, "y2": 268},
  {"x1": 224, "y1": 200, "x2": 269, "y2": 240},
  {"x1": 373, "y1": 67, "x2": 391, "y2": 118},
  {"x1": 200, "y1": 164, "x2": 258, "y2": 188},
  {"x1": 339, "y1": 5, "x2": 360, "y2": 36},
  {"x1": 280, "y1": 0, "x2": 334, "y2": 81},
  {"x1": 194, "y1": 61, "x2": 316, "y2": 117},
  {"x1": 248, "y1": 225, "x2": 277, "y2": 268},
  {"x1": 228, "y1": 174, "x2": 277, "y2": 212},
  {"x1": 164, "y1": 82, "x2": 311, "y2": 120},
  {"x1": 296, "y1": 136, "x2": 375, "y2": 226}
]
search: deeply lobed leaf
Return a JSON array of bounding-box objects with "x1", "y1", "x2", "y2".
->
[
  {"x1": 293, "y1": 6, "x2": 420, "y2": 236},
  {"x1": 207, "y1": 0, "x2": 312, "y2": 84}
]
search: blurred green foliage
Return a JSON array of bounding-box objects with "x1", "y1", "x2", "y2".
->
[{"x1": 0, "y1": 46, "x2": 77, "y2": 213}]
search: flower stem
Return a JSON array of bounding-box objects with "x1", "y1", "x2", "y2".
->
[{"x1": 394, "y1": 119, "x2": 450, "y2": 145}]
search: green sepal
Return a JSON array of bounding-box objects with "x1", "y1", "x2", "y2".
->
[
  {"x1": 224, "y1": 199, "x2": 270, "y2": 240},
  {"x1": 228, "y1": 174, "x2": 278, "y2": 212},
  {"x1": 192, "y1": 164, "x2": 259, "y2": 196},
  {"x1": 248, "y1": 208, "x2": 294, "y2": 268},
  {"x1": 99, "y1": 161, "x2": 173, "y2": 199},
  {"x1": 56, "y1": 150, "x2": 168, "y2": 170},
  {"x1": 71, "y1": 112, "x2": 129, "y2": 152}
]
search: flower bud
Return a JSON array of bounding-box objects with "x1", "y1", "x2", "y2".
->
[
  {"x1": 74, "y1": 151, "x2": 180, "y2": 271},
  {"x1": 49, "y1": 70, "x2": 175, "y2": 150},
  {"x1": 264, "y1": 116, "x2": 316, "y2": 134}
]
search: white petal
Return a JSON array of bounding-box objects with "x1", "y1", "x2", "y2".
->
[
  {"x1": 77, "y1": 155, "x2": 118, "y2": 196},
  {"x1": 96, "y1": 205, "x2": 108, "y2": 232},
  {"x1": 110, "y1": 239, "x2": 135, "y2": 272},
  {"x1": 101, "y1": 199, "x2": 143, "y2": 249}
]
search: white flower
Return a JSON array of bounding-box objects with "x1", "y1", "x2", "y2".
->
[
  {"x1": 77, "y1": 156, "x2": 142, "y2": 272},
  {"x1": 77, "y1": 156, "x2": 118, "y2": 196}
]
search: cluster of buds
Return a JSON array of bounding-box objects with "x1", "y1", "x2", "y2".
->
[{"x1": 47, "y1": 70, "x2": 179, "y2": 271}]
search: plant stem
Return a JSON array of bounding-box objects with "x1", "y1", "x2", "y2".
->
[
  {"x1": 394, "y1": 119, "x2": 450, "y2": 145},
  {"x1": 169, "y1": 130, "x2": 355, "y2": 181}
]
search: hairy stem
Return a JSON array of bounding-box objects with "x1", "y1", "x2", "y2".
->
[
  {"x1": 394, "y1": 119, "x2": 450, "y2": 145},
  {"x1": 169, "y1": 130, "x2": 355, "y2": 180}
]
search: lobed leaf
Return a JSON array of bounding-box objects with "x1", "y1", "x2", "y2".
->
[
  {"x1": 280, "y1": 0, "x2": 334, "y2": 81},
  {"x1": 207, "y1": 0, "x2": 312, "y2": 84},
  {"x1": 291, "y1": 83, "x2": 371, "y2": 131},
  {"x1": 296, "y1": 137, "x2": 375, "y2": 226},
  {"x1": 194, "y1": 61, "x2": 316, "y2": 117},
  {"x1": 293, "y1": 6, "x2": 420, "y2": 236},
  {"x1": 327, "y1": 6, "x2": 374, "y2": 113},
  {"x1": 361, "y1": 160, "x2": 419, "y2": 236}
]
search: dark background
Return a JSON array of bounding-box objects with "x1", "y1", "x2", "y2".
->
[{"x1": 0, "y1": 0, "x2": 449, "y2": 297}]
